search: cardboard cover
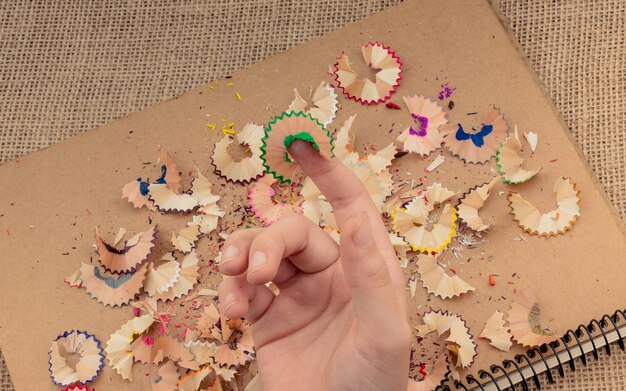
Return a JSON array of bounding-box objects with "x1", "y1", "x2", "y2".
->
[{"x1": 0, "y1": 0, "x2": 625, "y2": 389}]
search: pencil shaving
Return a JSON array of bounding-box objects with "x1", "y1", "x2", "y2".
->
[
  {"x1": 392, "y1": 183, "x2": 457, "y2": 253},
  {"x1": 155, "y1": 251, "x2": 201, "y2": 302},
  {"x1": 149, "y1": 360, "x2": 179, "y2": 391},
  {"x1": 443, "y1": 105, "x2": 508, "y2": 164},
  {"x1": 478, "y1": 311, "x2": 513, "y2": 351},
  {"x1": 157, "y1": 146, "x2": 183, "y2": 194},
  {"x1": 105, "y1": 315, "x2": 155, "y2": 380},
  {"x1": 333, "y1": 42, "x2": 402, "y2": 104},
  {"x1": 415, "y1": 310, "x2": 477, "y2": 368},
  {"x1": 249, "y1": 175, "x2": 303, "y2": 225},
  {"x1": 48, "y1": 330, "x2": 104, "y2": 386},
  {"x1": 260, "y1": 111, "x2": 333, "y2": 183},
  {"x1": 122, "y1": 179, "x2": 157, "y2": 211},
  {"x1": 95, "y1": 225, "x2": 157, "y2": 274},
  {"x1": 457, "y1": 177, "x2": 499, "y2": 231},
  {"x1": 144, "y1": 254, "x2": 181, "y2": 296},
  {"x1": 212, "y1": 123, "x2": 265, "y2": 183},
  {"x1": 288, "y1": 81, "x2": 338, "y2": 126},
  {"x1": 508, "y1": 176, "x2": 581, "y2": 237},
  {"x1": 507, "y1": 288, "x2": 558, "y2": 347},
  {"x1": 416, "y1": 253, "x2": 475, "y2": 299},
  {"x1": 496, "y1": 125, "x2": 542, "y2": 183},
  {"x1": 397, "y1": 95, "x2": 447, "y2": 156},
  {"x1": 80, "y1": 262, "x2": 147, "y2": 307}
]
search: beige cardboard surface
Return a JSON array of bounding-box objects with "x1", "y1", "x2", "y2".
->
[{"x1": 0, "y1": 0, "x2": 624, "y2": 389}]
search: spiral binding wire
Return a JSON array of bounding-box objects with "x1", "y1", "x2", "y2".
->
[
  {"x1": 558, "y1": 335, "x2": 576, "y2": 371},
  {"x1": 527, "y1": 346, "x2": 554, "y2": 383},
  {"x1": 589, "y1": 318, "x2": 611, "y2": 355},
  {"x1": 546, "y1": 342, "x2": 564, "y2": 377},
  {"x1": 478, "y1": 371, "x2": 501, "y2": 389},
  {"x1": 451, "y1": 309, "x2": 626, "y2": 390},
  {"x1": 602, "y1": 313, "x2": 624, "y2": 350},
  {"x1": 491, "y1": 364, "x2": 515, "y2": 389},
  {"x1": 563, "y1": 328, "x2": 587, "y2": 366},
  {"x1": 578, "y1": 322, "x2": 599, "y2": 360},
  {"x1": 502, "y1": 359, "x2": 529, "y2": 391},
  {"x1": 514, "y1": 354, "x2": 541, "y2": 389}
]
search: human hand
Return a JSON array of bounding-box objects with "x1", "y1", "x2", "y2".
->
[{"x1": 218, "y1": 140, "x2": 411, "y2": 390}]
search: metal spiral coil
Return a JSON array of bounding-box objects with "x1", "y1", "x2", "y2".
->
[
  {"x1": 478, "y1": 370, "x2": 501, "y2": 390},
  {"x1": 589, "y1": 318, "x2": 611, "y2": 356},
  {"x1": 577, "y1": 323, "x2": 599, "y2": 360},
  {"x1": 448, "y1": 309, "x2": 626, "y2": 390},
  {"x1": 527, "y1": 346, "x2": 554, "y2": 383},
  {"x1": 503, "y1": 359, "x2": 529, "y2": 391},
  {"x1": 557, "y1": 336, "x2": 576, "y2": 372},
  {"x1": 515, "y1": 353, "x2": 541, "y2": 389},
  {"x1": 453, "y1": 380, "x2": 470, "y2": 390},
  {"x1": 465, "y1": 375, "x2": 486, "y2": 390},
  {"x1": 490, "y1": 364, "x2": 515, "y2": 390},
  {"x1": 546, "y1": 342, "x2": 565, "y2": 377}
]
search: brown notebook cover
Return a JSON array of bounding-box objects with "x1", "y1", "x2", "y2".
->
[{"x1": 0, "y1": 0, "x2": 624, "y2": 389}]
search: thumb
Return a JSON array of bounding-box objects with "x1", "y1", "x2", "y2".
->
[{"x1": 340, "y1": 212, "x2": 407, "y2": 334}]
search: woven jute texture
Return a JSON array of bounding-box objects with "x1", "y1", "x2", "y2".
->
[{"x1": 0, "y1": 1, "x2": 624, "y2": 390}]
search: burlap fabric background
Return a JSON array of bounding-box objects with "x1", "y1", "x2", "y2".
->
[{"x1": 0, "y1": 1, "x2": 624, "y2": 389}]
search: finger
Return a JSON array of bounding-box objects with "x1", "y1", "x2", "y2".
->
[
  {"x1": 288, "y1": 140, "x2": 403, "y2": 289},
  {"x1": 219, "y1": 275, "x2": 276, "y2": 323},
  {"x1": 288, "y1": 140, "x2": 382, "y2": 225},
  {"x1": 271, "y1": 258, "x2": 299, "y2": 288},
  {"x1": 341, "y1": 213, "x2": 412, "y2": 370},
  {"x1": 340, "y1": 212, "x2": 406, "y2": 331},
  {"x1": 218, "y1": 215, "x2": 336, "y2": 287},
  {"x1": 246, "y1": 213, "x2": 339, "y2": 285},
  {"x1": 219, "y1": 228, "x2": 261, "y2": 276}
]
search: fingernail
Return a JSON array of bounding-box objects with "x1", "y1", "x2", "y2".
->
[
  {"x1": 249, "y1": 251, "x2": 267, "y2": 274},
  {"x1": 223, "y1": 293, "x2": 238, "y2": 312},
  {"x1": 287, "y1": 139, "x2": 322, "y2": 161},
  {"x1": 221, "y1": 246, "x2": 240, "y2": 264},
  {"x1": 352, "y1": 214, "x2": 373, "y2": 248}
]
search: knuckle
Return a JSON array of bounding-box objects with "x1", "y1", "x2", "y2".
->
[
  {"x1": 307, "y1": 158, "x2": 336, "y2": 180},
  {"x1": 311, "y1": 162, "x2": 363, "y2": 210},
  {"x1": 278, "y1": 211, "x2": 305, "y2": 224},
  {"x1": 217, "y1": 277, "x2": 233, "y2": 296},
  {"x1": 225, "y1": 227, "x2": 255, "y2": 246},
  {"x1": 360, "y1": 258, "x2": 392, "y2": 289},
  {"x1": 249, "y1": 230, "x2": 285, "y2": 259},
  {"x1": 252, "y1": 227, "x2": 279, "y2": 245},
  {"x1": 355, "y1": 336, "x2": 384, "y2": 360},
  {"x1": 269, "y1": 213, "x2": 310, "y2": 252},
  {"x1": 330, "y1": 191, "x2": 357, "y2": 211},
  {"x1": 394, "y1": 325, "x2": 413, "y2": 351},
  {"x1": 356, "y1": 334, "x2": 404, "y2": 361},
  {"x1": 356, "y1": 322, "x2": 412, "y2": 361}
]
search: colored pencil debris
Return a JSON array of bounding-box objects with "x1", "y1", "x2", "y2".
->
[{"x1": 53, "y1": 39, "x2": 581, "y2": 390}]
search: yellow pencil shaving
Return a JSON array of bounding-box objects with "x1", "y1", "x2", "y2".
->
[
  {"x1": 227, "y1": 82, "x2": 234, "y2": 86},
  {"x1": 236, "y1": 92, "x2": 242, "y2": 101},
  {"x1": 222, "y1": 122, "x2": 236, "y2": 135},
  {"x1": 206, "y1": 123, "x2": 216, "y2": 131}
]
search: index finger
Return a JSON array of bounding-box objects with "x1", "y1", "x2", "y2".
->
[{"x1": 288, "y1": 140, "x2": 401, "y2": 280}]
